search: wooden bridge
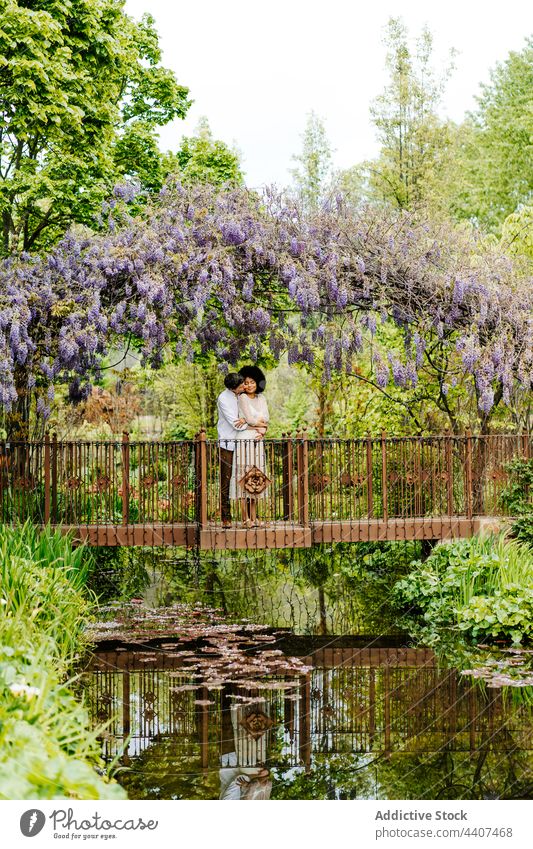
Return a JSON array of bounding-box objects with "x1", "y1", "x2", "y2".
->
[{"x1": 1, "y1": 432, "x2": 529, "y2": 548}]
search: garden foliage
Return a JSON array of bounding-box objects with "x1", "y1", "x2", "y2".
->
[
  {"x1": 499, "y1": 458, "x2": 533, "y2": 549},
  {"x1": 0, "y1": 523, "x2": 125, "y2": 799},
  {"x1": 393, "y1": 535, "x2": 533, "y2": 646}
]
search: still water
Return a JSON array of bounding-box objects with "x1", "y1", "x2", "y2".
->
[
  {"x1": 81, "y1": 544, "x2": 533, "y2": 800},
  {"x1": 82, "y1": 635, "x2": 533, "y2": 800}
]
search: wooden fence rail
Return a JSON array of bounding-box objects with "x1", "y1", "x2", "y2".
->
[{"x1": 0, "y1": 432, "x2": 530, "y2": 547}]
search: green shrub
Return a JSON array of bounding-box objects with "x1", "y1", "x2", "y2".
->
[
  {"x1": 500, "y1": 458, "x2": 533, "y2": 516},
  {"x1": 393, "y1": 535, "x2": 533, "y2": 646},
  {"x1": 0, "y1": 523, "x2": 126, "y2": 799},
  {"x1": 500, "y1": 458, "x2": 533, "y2": 548}
]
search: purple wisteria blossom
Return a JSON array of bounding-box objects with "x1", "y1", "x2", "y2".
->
[{"x1": 0, "y1": 180, "x2": 530, "y2": 426}]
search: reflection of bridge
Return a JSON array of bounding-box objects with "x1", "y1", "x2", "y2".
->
[
  {"x1": 2, "y1": 432, "x2": 529, "y2": 548},
  {"x1": 85, "y1": 644, "x2": 533, "y2": 766}
]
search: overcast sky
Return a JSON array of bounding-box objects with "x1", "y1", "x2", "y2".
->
[{"x1": 125, "y1": 0, "x2": 531, "y2": 189}]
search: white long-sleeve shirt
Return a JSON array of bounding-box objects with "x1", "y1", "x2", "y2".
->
[{"x1": 217, "y1": 389, "x2": 248, "y2": 450}]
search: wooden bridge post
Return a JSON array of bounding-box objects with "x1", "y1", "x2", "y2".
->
[
  {"x1": 51, "y1": 433, "x2": 58, "y2": 525},
  {"x1": 281, "y1": 434, "x2": 294, "y2": 521},
  {"x1": 465, "y1": 429, "x2": 473, "y2": 520},
  {"x1": 195, "y1": 429, "x2": 208, "y2": 528},
  {"x1": 44, "y1": 430, "x2": 51, "y2": 524},
  {"x1": 296, "y1": 430, "x2": 309, "y2": 527},
  {"x1": 121, "y1": 432, "x2": 130, "y2": 526},
  {"x1": 366, "y1": 432, "x2": 374, "y2": 518},
  {"x1": 381, "y1": 431, "x2": 388, "y2": 522}
]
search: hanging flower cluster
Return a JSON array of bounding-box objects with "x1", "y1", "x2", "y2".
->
[{"x1": 0, "y1": 180, "x2": 531, "y2": 420}]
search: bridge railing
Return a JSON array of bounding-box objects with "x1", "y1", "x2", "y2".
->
[{"x1": 0, "y1": 432, "x2": 529, "y2": 528}]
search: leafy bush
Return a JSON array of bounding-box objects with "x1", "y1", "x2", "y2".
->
[
  {"x1": 512, "y1": 515, "x2": 533, "y2": 548},
  {"x1": 500, "y1": 458, "x2": 533, "y2": 516},
  {"x1": 393, "y1": 535, "x2": 533, "y2": 645},
  {"x1": 500, "y1": 458, "x2": 533, "y2": 548},
  {"x1": 0, "y1": 523, "x2": 126, "y2": 799}
]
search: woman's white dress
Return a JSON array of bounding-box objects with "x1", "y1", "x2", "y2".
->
[{"x1": 229, "y1": 394, "x2": 270, "y2": 500}]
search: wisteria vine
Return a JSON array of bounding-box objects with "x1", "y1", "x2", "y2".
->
[{"x1": 0, "y1": 180, "x2": 531, "y2": 427}]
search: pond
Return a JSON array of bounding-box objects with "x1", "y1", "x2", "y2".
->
[{"x1": 80, "y1": 544, "x2": 533, "y2": 800}]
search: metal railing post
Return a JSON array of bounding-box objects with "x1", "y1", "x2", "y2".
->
[
  {"x1": 296, "y1": 430, "x2": 309, "y2": 526},
  {"x1": 381, "y1": 430, "x2": 388, "y2": 522},
  {"x1": 51, "y1": 433, "x2": 58, "y2": 525},
  {"x1": 465, "y1": 429, "x2": 473, "y2": 519},
  {"x1": 195, "y1": 429, "x2": 208, "y2": 528},
  {"x1": 281, "y1": 434, "x2": 294, "y2": 521},
  {"x1": 444, "y1": 428, "x2": 454, "y2": 515},
  {"x1": 44, "y1": 430, "x2": 51, "y2": 524},
  {"x1": 366, "y1": 432, "x2": 373, "y2": 518},
  {"x1": 121, "y1": 432, "x2": 130, "y2": 526}
]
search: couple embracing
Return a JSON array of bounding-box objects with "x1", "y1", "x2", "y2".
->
[{"x1": 216, "y1": 366, "x2": 270, "y2": 528}]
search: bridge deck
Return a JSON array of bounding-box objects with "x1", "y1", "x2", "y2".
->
[{"x1": 59, "y1": 515, "x2": 509, "y2": 547}]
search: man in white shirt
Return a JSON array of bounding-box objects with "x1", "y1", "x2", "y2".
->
[{"x1": 217, "y1": 373, "x2": 247, "y2": 526}]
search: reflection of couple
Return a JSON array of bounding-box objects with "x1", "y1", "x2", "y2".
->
[
  {"x1": 219, "y1": 692, "x2": 272, "y2": 800},
  {"x1": 216, "y1": 366, "x2": 270, "y2": 528},
  {"x1": 219, "y1": 766, "x2": 272, "y2": 800}
]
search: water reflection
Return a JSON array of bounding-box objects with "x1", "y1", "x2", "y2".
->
[
  {"x1": 82, "y1": 640, "x2": 533, "y2": 800},
  {"x1": 90, "y1": 542, "x2": 420, "y2": 636}
]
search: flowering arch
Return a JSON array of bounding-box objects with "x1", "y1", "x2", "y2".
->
[{"x1": 0, "y1": 181, "x2": 531, "y2": 434}]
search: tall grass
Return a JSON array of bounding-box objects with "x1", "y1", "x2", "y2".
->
[
  {"x1": 449, "y1": 534, "x2": 533, "y2": 607},
  {"x1": 0, "y1": 522, "x2": 94, "y2": 664},
  {"x1": 0, "y1": 523, "x2": 124, "y2": 799}
]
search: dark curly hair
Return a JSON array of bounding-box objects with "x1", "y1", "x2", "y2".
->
[{"x1": 239, "y1": 365, "x2": 266, "y2": 393}]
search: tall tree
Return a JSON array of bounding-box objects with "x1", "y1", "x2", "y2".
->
[
  {"x1": 367, "y1": 18, "x2": 456, "y2": 209},
  {"x1": 0, "y1": 1, "x2": 190, "y2": 255},
  {"x1": 449, "y1": 37, "x2": 533, "y2": 233},
  {"x1": 290, "y1": 111, "x2": 333, "y2": 210},
  {"x1": 501, "y1": 204, "x2": 533, "y2": 261},
  {"x1": 163, "y1": 117, "x2": 244, "y2": 186}
]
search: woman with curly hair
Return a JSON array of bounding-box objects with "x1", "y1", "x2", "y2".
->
[{"x1": 230, "y1": 365, "x2": 270, "y2": 527}]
